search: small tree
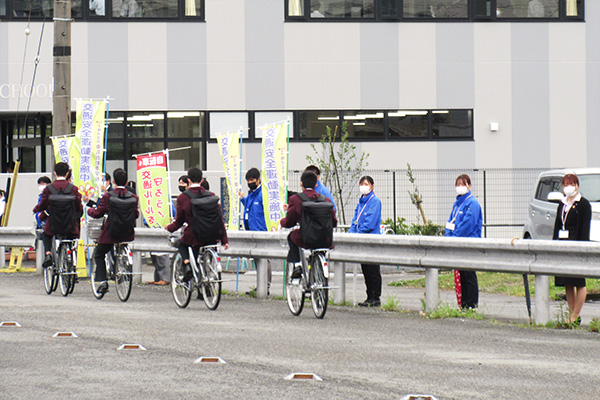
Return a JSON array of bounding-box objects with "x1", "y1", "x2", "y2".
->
[
  {"x1": 406, "y1": 163, "x2": 427, "y2": 224},
  {"x1": 306, "y1": 122, "x2": 369, "y2": 224}
]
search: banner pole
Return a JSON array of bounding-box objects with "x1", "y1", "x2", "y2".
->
[
  {"x1": 282, "y1": 119, "x2": 291, "y2": 297},
  {"x1": 102, "y1": 97, "x2": 110, "y2": 176},
  {"x1": 238, "y1": 129, "x2": 243, "y2": 230},
  {"x1": 164, "y1": 148, "x2": 174, "y2": 218}
]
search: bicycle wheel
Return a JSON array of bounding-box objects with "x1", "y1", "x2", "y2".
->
[
  {"x1": 43, "y1": 258, "x2": 56, "y2": 295},
  {"x1": 310, "y1": 253, "x2": 328, "y2": 319},
  {"x1": 285, "y1": 261, "x2": 305, "y2": 316},
  {"x1": 171, "y1": 253, "x2": 192, "y2": 308},
  {"x1": 58, "y1": 244, "x2": 73, "y2": 297},
  {"x1": 201, "y1": 249, "x2": 221, "y2": 310},
  {"x1": 115, "y1": 245, "x2": 133, "y2": 302},
  {"x1": 91, "y1": 258, "x2": 106, "y2": 300}
]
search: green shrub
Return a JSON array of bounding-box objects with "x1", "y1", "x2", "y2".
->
[{"x1": 382, "y1": 217, "x2": 444, "y2": 236}]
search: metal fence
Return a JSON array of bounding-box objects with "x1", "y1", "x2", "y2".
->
[{"x1": 288, "y1": 168, "x2": 547, "y2": 239}]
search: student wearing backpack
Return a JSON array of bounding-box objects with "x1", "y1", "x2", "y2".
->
[
  {"x1": 33, "y1": 162, "x2": 83, "y2": 268},
  {"x1": 280, "y1": 171, "x2": 337, "y2": 279},
  {"x1": 305, "y1": 165, "x2": 337, "y2": 213},
  {"x1": 87, "y1": 168, "x2": 139, "y2": 294},
  {"x1": 349, "y1": 176, "x2": 383, "y2": 307},
  {"x1": 166, "y1": 167, "x2": 229, "y2": 282}
]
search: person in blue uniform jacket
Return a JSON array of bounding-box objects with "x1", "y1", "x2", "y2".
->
[
  {"x1": 349, "y1": 176, "x2": 382, "y2": 307},
  {"x1": 238, "y1": 167, "x2": 271, "y2": 293},
  {"x1": 305, "y1": 165, "x2": 337, "y2": 213},
  {"x1": 445, "y1": 174, "x2": 483, "y2": 309},
  {"x1": 239, "y1": 167, "x2": 267, "y2": 231}
]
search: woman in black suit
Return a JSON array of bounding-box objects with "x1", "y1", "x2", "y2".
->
[{"x1": 552, "y1": 173, "x2": 591, "y2": 325}]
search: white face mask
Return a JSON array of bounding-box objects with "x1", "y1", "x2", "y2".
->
[
  {"x1": 39, "y1": 185, "x2": 46, "y2": 193},
  {"x1": 359, "y1": 185, "x2": 371, "y2": 195},
  {"x1": 456, "y1": 186, "x2": 469, "y2": 196},
  {"x1": 563, "y1": 185, "x2": 577, "y2": 197}
]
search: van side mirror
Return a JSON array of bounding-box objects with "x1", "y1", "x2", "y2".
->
[{"x1": 547, "y1": 192, "x2": 563, "y2": 203}]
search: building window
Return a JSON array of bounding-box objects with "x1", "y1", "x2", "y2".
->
[
  {"x1": 344, "y1": 111, "x2": 384, "y2": 138},
  {"x1": 6, "y1": 0, "x2": 203, "y2": 20},
  {"x1": 126, "y1": 112, "x2": 165, "y2": 139},
  {"x1": 388, "y1": 110, "x2": 429, "y2": 139},
  {"x1": 432, "y1": 109, "x2": 472, "y2": 138},
  {"x1": 254, "y1": 112, "x2": 294, "y2": 138},
  {"x1": 286, "y1": 0, "x2": 583, "y2": 21},
  {"x1": 167, "y1": 111, "x2": 202, "y2": 139},
  {"x1": 209, "y1": 112, "x2": 249, "y2": 139},
  {"x1": 298, "y1": 111, "x2": 340, "y2": 139}
]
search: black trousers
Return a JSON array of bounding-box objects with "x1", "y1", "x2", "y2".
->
[
  {"x1": 42, "y1": 233, "x2": 53, "y2": 255},
  {"x1": 93, "y1": 243, "x2": 113, "y2": 282},
  {"x1": 286, "y1": 233, "x2": 301, "y2": 264},
  {"x1": 361, "y1": 264, "x2": 382, "y2": 301},
  {"x1": 459, "y1": 270, "x2": 479, "y2": 309}
]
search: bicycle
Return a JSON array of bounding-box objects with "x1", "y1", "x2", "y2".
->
[
  {"x1": 285, "y1": 248, "x2": 331, "y2": 319},
  {"x1": 91, "y1": 242, "x2": 134, "y2": 302},
  {"x1": 171, "y1": 243, "x2": 222, "y2": 310},
  {"x1": 43, "y1": 235, "x2": 78, "y2": 297}
]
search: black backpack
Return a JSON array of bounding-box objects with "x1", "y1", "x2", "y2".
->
[
  {"x1": 47, "y1": 183, "x2": 78, "y2": 236},
  {"x1": 107, "y1": 190, "x2": 137, "y2": 240},
  {"x1": 297, "y1": 193, "x2": 334, "y2": 249},
  {"x1": 184, "y1": 190, "x2": 224, "y2": 243}
]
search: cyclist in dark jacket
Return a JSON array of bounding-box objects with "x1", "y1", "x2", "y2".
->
[
  {"x1": 87, "y1": 168, "x2": 139, "y2": 294},
  {"x1": 33, "y1": 162, "x2": 83, "y2": 268}
]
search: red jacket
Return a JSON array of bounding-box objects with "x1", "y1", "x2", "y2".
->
[
  {"x1": 166, "y1": 185, "x2": 228, "y2": 247},
  {"x1": 33, "y1": 179, "x2": 83, "y2": 238},
  {"x1": 87, "y1": 187, "x2": 139, "y2": 244},
  {"x1": 280, "y1": 189, "x2": 338, "y2": 248}
]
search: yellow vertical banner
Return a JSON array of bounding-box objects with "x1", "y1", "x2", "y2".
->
[
  {"x1": 51, "y1": 136, "x2": 73, "y2": 164},
  {"x1": 261, "y1": 122, "x2": 288, "y2": 231},
  {"x1": 217, "y1": 131, "x2": 242, "y2": 230},
  {"x1": 136, "y1": 151, "x2": 171, "y2": 228},
  {"x1": 72, "y1": 100, "x2": 106, "y2": 198}
]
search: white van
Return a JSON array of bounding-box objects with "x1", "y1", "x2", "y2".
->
[{"x1": 522, "y1": 168, "x2": 600, "y2": 241}]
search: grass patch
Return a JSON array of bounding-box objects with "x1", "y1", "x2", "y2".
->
[
  {"x1": 381, "y1": 296, "x2": 401, "y2": 312},
  {"x1": 589, "y1": 318, "x2": 600, "y2": 333},
  {"x1": 422, "y1": 302, "x2": 484, "y2": 320},
  {"x1": 389, "y1": 271, "x2": 600, "y2": 299}
]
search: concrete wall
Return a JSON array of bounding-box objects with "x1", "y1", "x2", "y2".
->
[{"x1": 1, "y1": 0, "x2": 598, "y2": 171}]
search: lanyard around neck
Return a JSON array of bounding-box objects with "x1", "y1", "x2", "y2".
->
[
  {"x1": 356, "y1": 192, "x2": 375, "y2": 222},
  {"x1": 451, "y1": 194, "x2": 472, "y2": 223}
]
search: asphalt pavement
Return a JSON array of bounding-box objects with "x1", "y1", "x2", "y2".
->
[{"x1": 1, "y1": 263, "x2": 600, "y2": 400}]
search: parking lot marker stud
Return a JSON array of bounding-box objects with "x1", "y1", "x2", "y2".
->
[
  {"x1": 0, "y1": 321, "x2": 22, "y2": 327},
  {"x1": 194, "y1": 357, "x2": 226, "y2": 364},
  {"x1": 53, "y1": 332, "x2": 78, "y2": 338},
  {"x1": 285, "y1": 373, "x2": 323, "y2": 381},
  {"x1": 118, "y1": 344, "x2": 146, "y2": 351}
]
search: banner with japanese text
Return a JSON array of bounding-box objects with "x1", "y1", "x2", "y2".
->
[
  {"x1": 72, "y1": 100, "x2": 106, "y2": 198},
  {"x1": 261, "y1": 122, "x2": 289, "y2": 231},
  {"x1": 51, "y1": 136, "x2": 74, "y2": 164},
  {"x1": 136, "y1": 151, "x2": 171, "y2": 228},
  {"x1": 217, "y1": 131, "x2": 242, "y2": 230}
]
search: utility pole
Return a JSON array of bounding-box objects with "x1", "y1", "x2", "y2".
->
[{"x1": 52, "y1": 0, "x2": 71, "y2": 138}]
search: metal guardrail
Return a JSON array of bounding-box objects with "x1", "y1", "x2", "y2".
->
[{"x1": 3, "y1": 226, "x2": 600, "y2": 324}]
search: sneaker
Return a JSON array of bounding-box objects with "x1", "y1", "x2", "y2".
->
[
  {"x1": 182, "y1": 265, "x2": 193, "y2": 282},
  {"x1": 197, "y1": 291, "x2": 204, "y2": 300},
  {"x1": 43, "y1": 254, "x2": 53, "y2": 268},
  {"x1": 358, "y1": 299, "x2": 370, "y2": 307},
  {"x1": 291, "y1": 266, "x2": 303, "y2": 279},
  {"x1": 370, "y1": 299, "x2": 381, "y2": 307},
  {"x1": 97, "y1": 282, "x2": 108, "y2": 294}
]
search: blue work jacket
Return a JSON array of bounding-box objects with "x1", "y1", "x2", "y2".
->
[
  {"x1": 445, "y1": 191, "x2": 483, "y2": 238},
  {"x1": 241, "y1": 186, "x2": 267, "y2": 231},
  {"x1": 348, "y1": 192, "x2": 382, "y2": 234},
  {"x1": 315, "y1": 180, "x2": 337, "y2": 213}
]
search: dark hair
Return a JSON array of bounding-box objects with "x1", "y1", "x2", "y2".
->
[
  {"x1": 301, "y1": 171, "x2": 318, "y2": 189},
  {"x1": 0, "y1": 189, "x2": 5, "y2": 197},
  {"x1": 113, "y1": 168, "x2": 128, "y2": 186},
  {"x1": 562, "y1": 173, "x2": 579, "y2": 186},
  {"x1": 305, "y1": 165, "x2": 321, "y2": 176},
  {"x1": 455, "y1": 174, "x2": 471, "y2": 186},
  {"x1": 201, "y1": 180, "x2": 210, "y2": 190},
  {"x1": 105, "y1": 172, "x2": 111, "y2": 182},
  {"x1": 245, "y1": 167, "x2": 260, "y2": 181},
  {"x1": 187, "y1": 167, "x2": 203, "y2": 183},
  {"x1": 359, "y1": 176, "x2": 374, "y2": 185},
  {"x1": 37, "y1": 176, "x2": 51, "y2": 185},
  {"x1": 54, "y1": 162, "x2": 70, "y2": 177},
  {"x1": 178, "y1": 175, "x2": 189, "y2": 185},
  {"x1": 66, "y1": 170, "x2": 72, "y2": 181}
]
